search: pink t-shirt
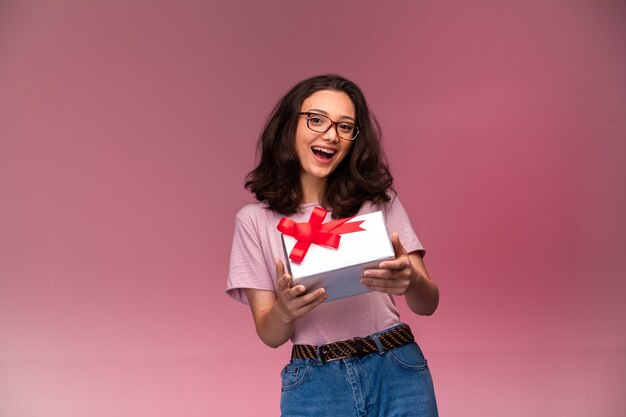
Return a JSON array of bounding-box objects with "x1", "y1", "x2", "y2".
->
[{"x1": 225, "y1": 196, "x2": 424, "y2": 345}]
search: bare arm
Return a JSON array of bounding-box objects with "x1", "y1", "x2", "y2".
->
[
  {"x1": 403, "y1": 251, "x2": 439, "y2": 315},
  {"x1": 360, "y1": 232, "x2": 439, "y2": 316},
  {"x1": 245, "y1": 258, "x2": 328, "y2": 348}
]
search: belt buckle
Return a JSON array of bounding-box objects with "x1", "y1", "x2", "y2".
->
[{"x1": 320, "y1": 344, "x2": 351, "y2": 363}]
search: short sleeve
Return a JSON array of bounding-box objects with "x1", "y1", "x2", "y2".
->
[
  {"x1": 383, "y1": 197, "x2": 425, "y2": 256},
  {"x1": 225, "y1": 213, "x2": 276, "y2": 304}
]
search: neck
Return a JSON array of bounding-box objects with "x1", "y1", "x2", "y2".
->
[{"x1": 300, "y1": 174, "x2": 325, "y2": 204}]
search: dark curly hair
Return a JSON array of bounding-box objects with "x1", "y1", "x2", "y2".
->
[{"x1": 245, "y1": 74, "x2": 394, "y2": 218}]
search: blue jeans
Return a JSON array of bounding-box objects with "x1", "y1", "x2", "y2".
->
[{"x1": 280, "y1": 325, "x2": 438, "y2": 417}]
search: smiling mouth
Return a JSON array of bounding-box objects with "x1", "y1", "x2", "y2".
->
[{"x1": 311, "y1": 146, "x2": 336, "y2": 161}]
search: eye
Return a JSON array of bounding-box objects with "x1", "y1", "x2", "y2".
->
[
  {"x1": 307, "y1": 114, "x2": 326, "y2": 127},
  {"x1": 338, "y1": 123, "x2": 354, "y2": 133}
]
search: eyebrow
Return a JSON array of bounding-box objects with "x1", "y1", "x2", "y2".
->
[{"x1": 306, "y1": 109, "x2": 356, "y2": 122}]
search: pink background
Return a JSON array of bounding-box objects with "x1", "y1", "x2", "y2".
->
[{"x1": 1, "y1": 1, "x2": 625, "y2": 416}]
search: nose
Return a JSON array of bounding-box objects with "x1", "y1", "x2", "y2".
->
[{"x1": 322, "y1": 123, "x2": 339, "y2": 143}]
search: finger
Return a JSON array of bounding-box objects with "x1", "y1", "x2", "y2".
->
[
  {"x1": 363, "y1": 269, "x2": 392, "y2": 280},
  {"x1": 294, "y1": 288, "x2": 328, "y2": 313},
  {"x1": 363, "y1": 262, "x2": 411, "y2": 283},
  {"x1": 276, "y1": 276, "x2": 291, "y2": 293},
  {"x1": 275, "y1": 258, "x2": 293, "y2": 286},
  {"x1": 390, "y1": 232, "x2": 408, "y2": 258},
  {"x1": 276, "y1": 273, "x2": 288, "y2": 290},
  {"x1": 361, "y1": 276, "x2": 404, "y2": 289},
  {"x1": 362, "y1": 284, "x2": 406, "y2": 295},
  {"x1": 378, "y1": 258, "x2": 410, "y2": 270},
  {"x1": 287, "y1": 284, "x2": 307, "y2": 298},
  {"x1": 283, "y1": 287, "x2": 325, "y2": 314},
  {"x1": 275, "y1": 258, "x2": 286, "y2": 279}
]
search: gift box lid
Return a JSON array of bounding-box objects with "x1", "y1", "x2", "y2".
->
[{"x1": 281, "y1": 210, "x2": 394, "y2": 278}]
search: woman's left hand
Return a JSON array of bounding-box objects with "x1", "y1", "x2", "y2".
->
[{"x1": 360, "y1": 232, "x2": 422, "y2": 295}]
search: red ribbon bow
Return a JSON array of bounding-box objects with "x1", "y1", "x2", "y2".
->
[{"x1": 277, "y1": 207, "x2": 365, "y2": 263}]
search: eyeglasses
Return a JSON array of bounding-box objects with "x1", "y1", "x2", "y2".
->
[{"x1": 299, "y1": 112, "x2": 360, "y2": 141}]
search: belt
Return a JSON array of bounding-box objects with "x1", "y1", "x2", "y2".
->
[{"x1": 291, "y1": 323, "x2": 415, "y2": 363}]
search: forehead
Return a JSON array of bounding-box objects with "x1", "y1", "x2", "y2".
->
[{"x1": 301, "y1": 90, "x2": 355, "y2": 118}]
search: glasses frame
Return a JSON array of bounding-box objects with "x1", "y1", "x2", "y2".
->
[{"x1": 299, "y1": 112, "x2": 360, "y2": 141}]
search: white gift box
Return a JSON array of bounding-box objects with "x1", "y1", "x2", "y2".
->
[{"x1": 280, "y1": 210, "x2": 394, "y2": 302}]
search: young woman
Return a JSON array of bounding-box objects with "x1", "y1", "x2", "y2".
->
[{"x1": 226, "y1": 74, "x2": 439, "y2": 416}]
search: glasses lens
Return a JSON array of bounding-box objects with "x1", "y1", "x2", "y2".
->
[
  {"x1": 306, "y1": 113, "x2": 331, "y2": 133},
  {"x1": 336, "y1": 122, "x2": 357, "y2": 140}
]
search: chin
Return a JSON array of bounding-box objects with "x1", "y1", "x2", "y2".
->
[{"x1": 313, "y1": 166, "x2": 337, "y2": 179}]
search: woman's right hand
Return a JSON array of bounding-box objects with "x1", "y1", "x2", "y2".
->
[
  {"x1": 245, "y1": 258, "x2": 328, "y2": 347},
  {"x1": 272, "y1": 258, "x2": 328, "y2": 324}
]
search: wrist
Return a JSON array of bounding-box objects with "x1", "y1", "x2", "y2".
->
[
  {"x1": 408, "y1": 269, "x2": 423, "y2": 293},
  {"x1": 271, "y1": 303, "x2": 295, "y2": 325}
]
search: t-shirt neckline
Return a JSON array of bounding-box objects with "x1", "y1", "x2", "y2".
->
[{"x1": 300, "y1": 201, "x2": 321, "y2": 208}]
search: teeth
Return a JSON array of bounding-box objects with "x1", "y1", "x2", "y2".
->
[{"x1": 312, "y1": 146, "x2": 336, "y2": 155}]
